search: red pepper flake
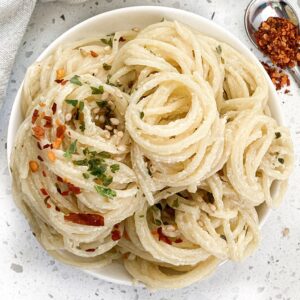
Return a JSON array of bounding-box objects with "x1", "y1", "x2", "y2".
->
[
  {"x1": 42, "y1": 170, "x2": 47, "y2": 177},
  {"x1": 51, "y1": 103, "x2": 57, "y2": 114},
  {"x1": 37, "y1": 155, "x2": 44, "y2": 162},
  {"x1": 55, "y1": 79, "x2": 64, "y2": 84},
  {"x1": 64, "y1": 213, "x2": 105, "y2": 226},
  {"x1": 67, "y1": 183, "x2": 81, "y2": 195},
  {"x1": 43, "y1": 144, "x2": 51, "y2": 149},
  {"x1": 37, "y1": 142, "x2": 42, "y2": 150},
  {"x1": 90, "y1": 50, "x2": 98, "y2": 57},
  {"x1": 157, "y1": 227, "x2": 172, "y2": 245},
  {"x1": 56, "y1": 125, "x2": 66, "y2": 139},
  {"x1": 32, "y1": 109, "x2": 39, "y2": 124},
  {"x1": 261, "y1": 62, "x2": 290, "y2": 90},
  {"x1": 55, "y1": 206, "x2": 61, "y2": 212},
  {"x1": 61, "y1": 79, "x2": 68, "y2": 85},
  {"x1": 111, "y1": 230, "x2": 121, "y2": 241},
  {"x1": 44, "y1": 196, "x2": 51, "y2": 208},
  {"x1": 119, "y1": 37, "x2": 126, "y2": 42},
  {"x1": 85, "y1": 248, "x2": 96, "y2": 252},
  {"x1": 57, "y1": 176, "x2": 64, "y2": 182},
  {"x1": 43, "y1": 116, "x2": 52, "y2": 128},
  {"x1": 113, "y1": 223, "x2": 120, "y2": 229},
  {"x1": 175, "y1": 238, "x2": 183, "y2": 243},
  {"x1": 40, "y1": 188, "x2": 48, "y2": 196},
  {"x1": 284, "y1": 89, "x2": 290, "y2": 94},
  {"x1": 255, "y1": 17, "x2": 300, "y2": 69},
  {"x1": 32, "y1": 125, "x2": 45, "y2": 140},
  {"x1": 61, "y1": 191, "x2": 69, "y2": 196}
]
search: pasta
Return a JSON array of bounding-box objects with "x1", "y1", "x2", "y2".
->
[{"x1": 11, "y1": 20, "x2": 294, "y2": 289}]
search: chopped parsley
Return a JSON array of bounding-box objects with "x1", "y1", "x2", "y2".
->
[
  {"x1": 100, "y1": 37, "x2": 113, "y2": 47},
  {"x1": 95, "y1": 185, "x2": 116, "y2": 198},
  {"x1": 79, "y1": 122, "x2": 85, "y2": 132},
  {"x1": 278, "y1": 158, "x2": 284, "y2": 164},
  {"x1": 98, "y1": 151, "x2": 111, "y2": 158},
  {"x1": 173, "y1": 198, "x2": 179, "y2": 208},
  {"x1": 140, "y1": 111, "x2": 144, "y2": 119},
  {"x1": 73, "y1": 159, "x2": 88, "y2": 166},
  {"x1": 79, "y1": 101, "x2": 84, "y2": 112},
  {"x1": 216, "y1": 45, "x2": 222, "y2": 55},
  {"x1": 96, "y1": 100, "x2": 108, "y2": 108},
  {"x1": 65, "y1": 99, "x2": 78, "y2": 107},
  {"x1": 103, "y1": 63, "x2": 112, "y2": 71},
  {"x1": 154, "y1": 219, "x2": 162, "y2": 226},
  {"x1": 139, "y1": 215, "x2": 144, "y2": 218},
  {"x1": 275, "y1": 132, "x2": 281, "y2": 139},
  {"x1": 64, "y1": 140, "x2": 78, "y2": 158},
  {"x1": 102, "y1": 175, "x2": 113, "y2": 186},
  {"x1": 82, "y1": 173, "x2": 90, "y2": 179},
  {"x1": 91, "y1": 85, "x2": 104, "y2": 95},
  {"x1": 70, "y1": 75, "x2": 82, "y2": 86},
  {"x1": 110, "y1": 164, "x2": 120, "y2": 173}
]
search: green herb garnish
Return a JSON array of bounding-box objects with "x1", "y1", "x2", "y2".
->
[
  {"x1": 110, "y1": 164, "x2": 120, "y2": 173},
  {"x1": 100, "y1": 37, "x2": 113, "y2": 47},
  {"x1": 98, "y1": 151, "x2": 111, "y2": 159},
  {"x1": 154, "y1": 219, "x2": 162, "y2": 226},
  {"x1": 103, "y1": 63, "x2": 112, "y2": 71},
  {"x1": 275, "y1": 132, "x2": 281, "y2": 139},
  {"x1": 79, "y1": 122, "x2": 85, "y2": 132},
  {"x1": 173, "y1": 198, "x2": 179, "y2": 208},
  {"x1": 79, "y1": 101, "x2": 84, "y2": 112},
  {"x1": 82, "y1": 173, "x2": 90, "y2": 179},
  {"x1": 91, "y1": 85, "x2": 104, "y2": 95},
  {"x1": 139, "y1": 215, "x2": 144, "y2": 218},
  {"x1": 65, "y1": 99, "x2": 78, "y2": 107},
  {"x1": 64, "y1": 140, "x2": 78, "y2": 158},
  {"x1": 95, "y1": 185, "x2": 116, "y2": 198},
  {"x1": 70, "y1": 75, "x2": 82, "y2": 86},
  {"x1": 96, "y1": 100, "x2": 108, "y2": 108},
  {"x1": 278, "y1": 158, "x2": 284, "y2": 164},
  {"x1": 102, "y1": 175, "x2": 113, "y2": 186},
  {"x1": 140, "y1": 111, "x2": 144, "y2": 119},
  {"x1": 73, "y1": 159, "x2": 88, "y2": 166},
  {"x1": 216, "y1": 45, "x2": 222, "y2": 55}
]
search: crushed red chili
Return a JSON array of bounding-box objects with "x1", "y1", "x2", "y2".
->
[
  {"x1": 37, "y1": 155, "x2": 44, "y2": 161},
  {"x1": 64, "y1": 213, "x2": 105, "y2": 226},
  {"x1": 42, "y1": 170, "x2": 47, "y2": 177},
  {"x1": 32, "y1": 125, "x2": 45, "y2": 140},
  {"x1": 44, "y1": 196, "x2": 51, "y2": 208},
  {"x1": 261, "y1": 62, "x2": 290, "y2": 90},
  {"x1": 157, "y1": 227, "x2": 172, "y2": 245},
  {"x1": 56, "y1": 125, "x2": 66, "y2": 139},
  {"x1": 85, "y1": 248, "x2": 96, "y2": 252},
  {"x1": 43, "y1": 116, "x2": 52, "y2": 128},
  {"x1": 67, "y1": 183, "x2": 81, "y2": 194},
  {"x1": 174, "y1": 238, "x2": 183, "y2": 243},
  {"x1": 51, "y1": 103, "x2": 57, "y2": 114},
  {"x1": 40, "y1": 188, "x2": 48, "y2": 196},
  {"x1": 32, "y1": 109, "x2": 39, "y2": 124},
  {"x1": 111, "y1": 230, "x2": 121, "y2": 241},
  {"x1": 255, "y1": 17, "x2": 299, "y2": 68}
]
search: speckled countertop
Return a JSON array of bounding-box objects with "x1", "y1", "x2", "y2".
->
[{"x1": 0, "y1": 0, "x2": 300, "y2": 299}]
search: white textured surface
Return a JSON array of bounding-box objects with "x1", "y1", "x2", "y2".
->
[{"x1": 0, "y1": 0, "x2": 300, "y2": 299}]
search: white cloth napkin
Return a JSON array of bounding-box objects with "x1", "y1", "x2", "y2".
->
[{"x1": 0, "y1": 0, "x2": 86, "y2": 105}]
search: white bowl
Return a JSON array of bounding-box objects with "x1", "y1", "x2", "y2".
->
[{"x1": 7, "y1": 6, "x2": 284, "y2": 286}]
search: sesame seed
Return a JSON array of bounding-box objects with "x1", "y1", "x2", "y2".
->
[
  {"x1": 110, "y1": 118, "x2": 119, "y2": 126},
  {"x1": 65, "y1": 113, "x2": 72, "y2": 121}
]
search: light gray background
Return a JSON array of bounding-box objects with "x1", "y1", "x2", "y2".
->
[{"x1": 0, "y1": 0, "x2": 299, "y2": 299}]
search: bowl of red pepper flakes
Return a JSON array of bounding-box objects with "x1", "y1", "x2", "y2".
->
[{"x1": 254, "y1": 17, "x2": 300, "y2": 90}]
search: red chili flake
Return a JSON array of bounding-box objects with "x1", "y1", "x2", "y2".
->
[
  {"x1": 90, "y1": 50, "x2": 98, "y2": 57},
  {"x1": 111, "y1": 230, "x2": 121, "y2": 241},
  {"x1": 51, "y1": 103, "x2": 57, "y2": 114},
  {"x1": 37, "y1": 142, "x2": 42, "y2": 150},
  {"x1": 56, "y1": 125, "x2": 66, "y2": 139},
  {"x1": 44, "y1": 196, "x2": 51, "y2": 208},
  {"x1": 113, "y1": 223, "x2": 120, "y2": 229},
  {"x1": 119, "y1": 37, "x2": 126, "y2": 42},
  {"x1": 157, "y1": 227, "x2": 172, "y2": 245},
  {"x1": 32, "y1": 109, "x2": 39, "y2": 124},
  {"x1": 43, "y1": 144, "x2": 51, "y2": 149},
  {"x1": 43, "y1": 116, "x2": 52, "y2": 128},
  {"x1": 64, "y1": 213, "x2": 105, "y2": 226},
  {"x1": 85, "y1": 248, "x2": 96, "y2": 252},
  {"x1": 55, "y1": 206, "x2": 61, "y2": 212},
  {"x1": 37, "y1": 155, "x2": 44, "y2": 162},
  {"x1": 32, "y1": 125, "x2": 45, "y2": 140},
  {"x1": 67, "y1": 183, "x2": 81, "y2": 194},
  {"x1": 261, "y1": 62, "x2": 290, "y2": 90},
  {"x1": 61, "y1": 191, "x2": 69, "y2": 196},
  {"x1": 175, "y1": 238, "x2": 183, "y2": 243},
  {"x1": 56, "y1": 176, "x2": 63, "y2": 182},
  {"x1": 284, "y1": 89, "x2": 290, "y2": 94},
  {"x1": 42, "y1": 170, "x2": 47, "y2": 177},
  {"x1": 61, "y1": 80, "x2": 68, "y2": 85},
  {"x1": 40, "y1": 188, "x2": 48, "y2": 196},
  {"x1": 55, "y1": 79, "x2": 64, "y2": 84}
]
